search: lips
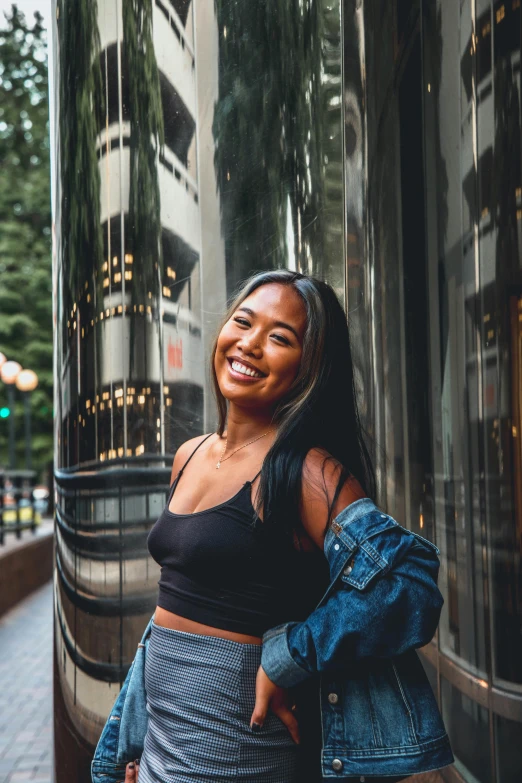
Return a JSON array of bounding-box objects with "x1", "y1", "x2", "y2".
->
[{"x1": 226, "y1": 357, "x2": 265, "y2": 380}]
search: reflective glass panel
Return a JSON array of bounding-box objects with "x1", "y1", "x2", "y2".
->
[{"x1": 441, "y1": 677, "x2": 492, "y2": 783}]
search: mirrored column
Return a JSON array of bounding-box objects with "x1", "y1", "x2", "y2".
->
[{"x1": 50, "y1": 0, "x2": 344, "y2": 778}]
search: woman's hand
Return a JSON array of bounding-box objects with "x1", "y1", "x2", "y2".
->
[
  {"x1": 124, "y1": 759, "x2": 139, "y2": 782},
  {"x1": 250, "y1": 665, "x2": 300, "y2": 744}
]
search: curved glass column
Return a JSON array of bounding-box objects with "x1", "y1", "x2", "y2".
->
[
  {"x1": 49, "y1": 0, "x2": 344, "y2": 778},
  {"x1": 348, "y1": 1, "x2": 522, "y2": 781}
]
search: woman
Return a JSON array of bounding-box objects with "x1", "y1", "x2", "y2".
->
[{"x1": 118, "y1": 270, "x2": 452, "y2": 782}]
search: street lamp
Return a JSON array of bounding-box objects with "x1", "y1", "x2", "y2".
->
[
  {"x1": 0, "y1": 361, "x2": 22, "y2": 469},
  {"x1": 16, "y1": 369, "x2": 39, "y2": 471}
]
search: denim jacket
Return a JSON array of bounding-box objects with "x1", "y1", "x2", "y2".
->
[
  {"x1": 92, "y1": 498, "x2": 453, "y2": 782},
  {"x1": 91, "y1": 618, "x2": 153, "y2": 783}
]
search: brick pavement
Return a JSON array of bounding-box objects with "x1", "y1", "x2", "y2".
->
[{"x1": 0, "y1": 581, "x2": 53, "y2": 783}]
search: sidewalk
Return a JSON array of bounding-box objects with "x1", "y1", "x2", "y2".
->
[{"x1": 0, "y1": 581, "x2": 53, "y2": 783}]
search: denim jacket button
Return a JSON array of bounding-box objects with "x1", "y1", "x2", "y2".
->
[
  {"x1": 332, "y1": 759, "x2": 343, "y2": 771},
  {"x1": 328, "y1": 692, "x2": 339, "y2": 704},
  {"x1": 360, "y1": 777, "x2": 366, "y2": 782},
  {"x1": 343, "y1": 564, "x2": 353, "y2": 575}
]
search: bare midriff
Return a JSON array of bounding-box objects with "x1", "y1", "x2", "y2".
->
[{"x1": 154, "y1": 606, "x2": 263, "y2": 645}]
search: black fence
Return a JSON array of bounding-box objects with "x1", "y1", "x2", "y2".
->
[{"x1": 0, "y1": 469, "x2": 40, "y2": 544}]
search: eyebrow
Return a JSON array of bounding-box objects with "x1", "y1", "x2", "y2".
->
[{"x1": 236, "y1": 306, "x2": 300, "y2": 341}]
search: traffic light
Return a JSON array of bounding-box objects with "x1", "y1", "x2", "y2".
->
[{"x1": 0, "y1": 407, "x2": 10, "y2": 418}]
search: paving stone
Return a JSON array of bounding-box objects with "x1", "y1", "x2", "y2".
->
[{"x1": 0, "y1": 583, "x2": 53, "y2": 783}]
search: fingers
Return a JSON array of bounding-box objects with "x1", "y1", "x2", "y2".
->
[
  {"x1": 250, "y1": 690, "x2": 270, "y2": 731},
  {"x1": 250, "y1": 666, "x2": 272, "y2": 730},
  {"x1": 124, "y1": 762, "x2": 136, "y2": 783},
  {"x1": 273, "y1": 706, "x2": 301, "y2": 745}
]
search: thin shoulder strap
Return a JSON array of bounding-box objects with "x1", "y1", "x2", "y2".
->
[
  {"x1": 179, "y1": 432, "x2": 214, "y2": 475},
  {"x1": 167, "y1": 433, "x2": 214, "y2": 503},
  {"x1": 250, "y1": 468, "x2": 262, "y2": 484}
]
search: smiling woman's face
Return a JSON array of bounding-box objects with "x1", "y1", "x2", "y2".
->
[{"x1": 214, "y1": 283, "x2": 307, "y2": 412}]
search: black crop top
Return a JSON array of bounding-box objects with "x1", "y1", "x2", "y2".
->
[{"x1": 147, "y1": 434, "x2": 329, "y2": 637}]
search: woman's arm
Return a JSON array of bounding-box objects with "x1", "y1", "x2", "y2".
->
[{"x1": 260, "y1": 449, "x2": 443, "y2": 688}]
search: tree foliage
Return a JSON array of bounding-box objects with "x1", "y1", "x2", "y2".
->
[{"x1": 0, "y1": 4, "x2": 53, "y2": 476}]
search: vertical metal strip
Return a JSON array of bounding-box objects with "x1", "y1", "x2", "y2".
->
[{"x1": 116, "y1": 0, "x2": 127, "y2": 459}]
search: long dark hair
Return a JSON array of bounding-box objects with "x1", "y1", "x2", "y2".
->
[{"x1": 210, "y1": 270, "x2": 375, "y2": 536}]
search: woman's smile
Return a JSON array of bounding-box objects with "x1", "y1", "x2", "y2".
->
[{"x1": 227, "y1": 357, "x2": 266, "y2": 381}]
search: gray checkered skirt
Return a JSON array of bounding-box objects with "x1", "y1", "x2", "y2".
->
[{"x1": 138, "y1": 622, "x2": 299, "y2": 782}]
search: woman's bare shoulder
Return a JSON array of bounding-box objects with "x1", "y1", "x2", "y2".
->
[
  {"x1": 299, "y1": 447, "x2": 366, "y2": 549},
  {"x1": 169, "y1": 433, "x2": 216, "y2": 482}
]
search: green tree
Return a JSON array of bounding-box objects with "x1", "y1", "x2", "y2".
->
[{"x1": 0, "y1": 4, "x2": 53, "y2": 476}]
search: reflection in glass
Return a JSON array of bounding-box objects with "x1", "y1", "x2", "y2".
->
[
  {"x1": 441, "y1": 678, "x2": 491, "y2": 783},
  {"x1": 355, "y1": 0, "x2": 522, "y2": 779},
  {"x1": 51, "y1": 0, "x2": 344, "y2": 778},
  {"x1": 495, "y1": 713, "x2": 522, "y2": 783},
  {"x1": 212, "y1": 0, "x2": 344, "y2": 300}
]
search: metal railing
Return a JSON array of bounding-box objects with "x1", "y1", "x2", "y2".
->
[{"x1": 0, "y1": 469, "x2": 41, "y2": 545}]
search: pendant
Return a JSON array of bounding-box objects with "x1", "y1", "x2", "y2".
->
[{"x1": 216, "y1": 462, "x2": 220, "y2": 469}]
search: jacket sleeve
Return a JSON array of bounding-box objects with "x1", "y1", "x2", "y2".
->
[{"x1": 261, "y1": 537, "x2": 443, "y2": 688}]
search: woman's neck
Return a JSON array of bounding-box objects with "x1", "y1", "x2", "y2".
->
[{"x1": 223, "y1": 405, "x2": 276, "y2": 449}]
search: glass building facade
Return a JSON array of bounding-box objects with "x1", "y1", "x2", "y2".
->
[{"x1": 49, "y1": 1, "x2": 522, "y2": 781}]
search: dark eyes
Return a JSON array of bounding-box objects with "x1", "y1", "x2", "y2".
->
[{"x1": 232, "y1": 317, "x2": 290, "y2": 345}]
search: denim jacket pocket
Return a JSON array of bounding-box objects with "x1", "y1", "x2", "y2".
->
[{"x1": 339, "y1": 546, "x2": 388, "y2": 590}]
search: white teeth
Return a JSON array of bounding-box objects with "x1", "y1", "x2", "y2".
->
[{"x1": 231, "y1": 360, "x2": 262, "y2": 378}]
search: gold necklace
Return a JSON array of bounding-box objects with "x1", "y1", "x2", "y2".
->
[{"x1": 216, "y1": 430, "x2": 273, "y2": 469}]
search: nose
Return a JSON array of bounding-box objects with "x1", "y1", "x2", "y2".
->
[{"x1": 236, "y1": 329, "x2": 262, "y2": 355}]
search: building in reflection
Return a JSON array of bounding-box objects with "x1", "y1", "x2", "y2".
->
[{"x1": 49, "y1": 0, "x2": 522, "y2": 781}]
